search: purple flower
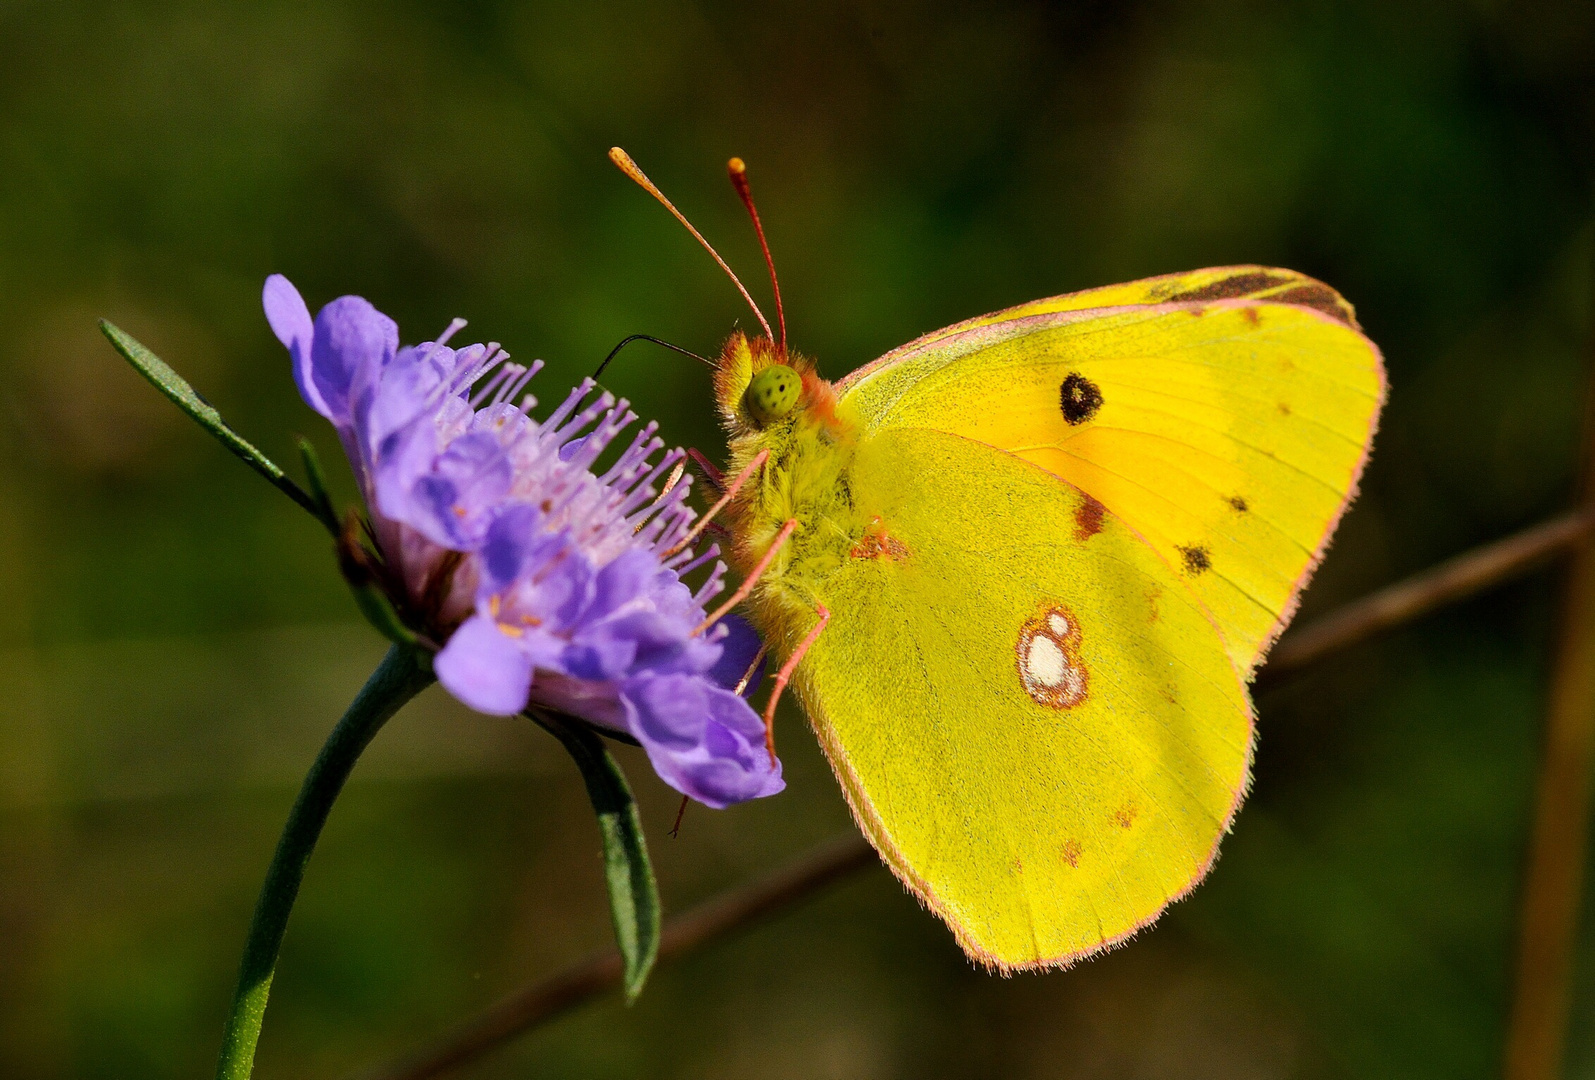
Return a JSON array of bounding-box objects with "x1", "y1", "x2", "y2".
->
[{"x1": 264, "y1": 275, "x2": 782, "y2": 808}]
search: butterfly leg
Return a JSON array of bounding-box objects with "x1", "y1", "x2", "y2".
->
[
  {"x1": 694, "y1": 516, "x2": 797, "y2": 635},
  {"x1": 664, "y1": 448, "x2": 769, "y2": 559},
  {"x1": 686, "y1": 447, "x2": 725, "y2": 493},
  {"x1": 761, "y1": 604, "x2": 830, "y2": 763},
  {"x1": 668, "y1": 794, "x2": 690, "y2": 838}
]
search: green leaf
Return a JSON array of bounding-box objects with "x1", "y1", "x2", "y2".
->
[
  {"x1": 295, "y1": 437, "x2": 341, "y2": 535},
  {"x1": 529, "y1": 710, "x2": 661, "y2": 1000},
  {"x1": 99, "y1": 320, "x2": 332, "y2": 532},
  {"x1": 346, "y1": 578, "x2": 422, "y2": 650}
]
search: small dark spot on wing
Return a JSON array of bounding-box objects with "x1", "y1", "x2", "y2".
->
[
  {"x1": 1074, "y1": 495, "x2": 1106, "y2": 541},
  {"x1": 1060, "y1": 372, "x2": 1102, "y2": 425},
  {"x1": 1178, "y1": 545, "x2": 1211, "y2": 574},
  {"x1": 1228, "y1": 495, "x2": 1249, "y2": 512}
]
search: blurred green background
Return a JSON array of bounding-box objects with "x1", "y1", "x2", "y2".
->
[{"x1": 1, "y1": 1, "x2": 1593, "y2": 1077}]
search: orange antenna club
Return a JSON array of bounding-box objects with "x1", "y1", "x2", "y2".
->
[
  {"x1": 728, "y1": 157, "x2": 786, "y2": 349},
  {"x1": 608, "y1": 147, "x2": 775, "y2": 342}
]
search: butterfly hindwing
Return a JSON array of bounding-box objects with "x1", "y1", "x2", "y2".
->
[{"x1": 796, "y1": 425, "x2": 1254, "y2": 970}]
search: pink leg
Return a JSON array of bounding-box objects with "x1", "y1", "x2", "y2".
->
[
  {"x1": 686, "y1": 447, "x2": 725, "y2": 492},
  {"x1": 693, "y1": 517, "x2": 797, "y2": 636},
  {"x1": 762, "y1": 604, "x2": 830, "y2": 764},
  {"x1": 664, "y1": 449, "x2": 770, "y2": 559}
]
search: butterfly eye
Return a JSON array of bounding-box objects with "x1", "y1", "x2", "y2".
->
[{"x1": 744, "y1": 364, "x2": 800, "y2": 424}]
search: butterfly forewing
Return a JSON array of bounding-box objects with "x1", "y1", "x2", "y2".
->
[{"x1": 836, "y1": 274, "x2": 1384, "y2": 675}]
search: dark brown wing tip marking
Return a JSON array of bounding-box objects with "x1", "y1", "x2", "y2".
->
[{"x1": 1162, "y1": 270, "x2": 1360, "y2": 330}]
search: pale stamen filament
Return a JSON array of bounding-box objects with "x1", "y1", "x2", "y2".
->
[
  {"x1": 733, "y1": 644, "x2": 769, "y2": 696},
  {"x1": 634, "y1": 458, "x2": 689, "y2": 536}
]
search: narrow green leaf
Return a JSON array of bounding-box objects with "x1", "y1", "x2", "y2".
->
[
  {"x1": 99, "y1": 320, "x2": 330, "y2": 530},
  {"x1": 347, "y1": 580, "x2": 422, "y2": 649},
  {"x1": 295, "y1": 437, "x2": 341, "y2": 535},
  {"x1": 529, "y1": 710, "x2": 661, "y2": 1000}
]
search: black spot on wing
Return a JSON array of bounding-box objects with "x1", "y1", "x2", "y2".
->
[
  {"x1": 1177, "y1": 545, "x2": 1211, "y2": 574},
  {"x1": 1228, "y1": 496, "x2": 1249, "y2": 512},
  {"x1": 1060, "y1": 373, "x2": 1103, "y2": 425}
]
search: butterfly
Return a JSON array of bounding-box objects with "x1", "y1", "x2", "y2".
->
[{"x1": 611, "y1": 148, "x2": 1385, "y2": 971}]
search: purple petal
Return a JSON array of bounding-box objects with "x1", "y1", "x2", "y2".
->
[
  {"x1": 706, "y1": 614, "x2": 766, "y2": 697},
  {"x1": 263, "y1": 275, "x2": 321, "y2": 416},
  {"x1": 308, "y1": 295, "x2": 399, "y2": 427},
  {"x1": 624, "y1": 679, "x2": 783, "y2": 808},
  {"x1": 435, "y1": 615, "x2": 534, "y2": 715},
  {"x1": 387, "y1": 431, "x2": 512, "y2": 548},
  {"x1": 361, "y1": 343, "x2": 461, "y2": 462},
  {"x1": 588, "y1": 548, "x2": 658, "y2": 620},
  {"x1": 477, "y1": 503, "x2": 545, "y2": 588},
  {"x1": 623, "y1": 673, "x2": 708, "y2": 751}
]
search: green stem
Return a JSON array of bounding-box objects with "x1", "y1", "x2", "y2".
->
[{"x1": 214, "y1": 646, "x2": 435, "y2": 1080}]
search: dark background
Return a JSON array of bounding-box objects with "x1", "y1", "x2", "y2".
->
[{"x1": 1, "y1": 1, "x2": 1593, "y2": 1077}]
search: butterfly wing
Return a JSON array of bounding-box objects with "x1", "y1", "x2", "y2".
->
[
  {"x1": 796, "y1": 425, "x2": 1253, "y2": 970},
  {"x1": 837, "y1": 266, "x2": 1385, "y2": 674}
]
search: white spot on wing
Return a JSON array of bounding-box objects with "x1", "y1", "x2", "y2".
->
[
  {"x1": 1016, "y1": 603, "x2": 1089, "y2": 710},
  {"x1": 1027, "y1": 635, "x2": 1066, "y2": 686}
]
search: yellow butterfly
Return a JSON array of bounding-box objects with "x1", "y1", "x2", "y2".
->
[{"x1": 613, "y1": 149, "x2": 1385, "y2": 971}]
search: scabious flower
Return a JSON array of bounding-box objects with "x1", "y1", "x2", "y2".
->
[{"x1": 262, "y1": 275, "x2": 782, "y2": 808}]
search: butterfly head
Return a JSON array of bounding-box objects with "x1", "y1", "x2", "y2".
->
[
  {"x1": 746, "y1": 364, "x2": 800, "y2": 423},
  {"x1": 714, "y1": 331, "x2": 838, "y2": 435}
]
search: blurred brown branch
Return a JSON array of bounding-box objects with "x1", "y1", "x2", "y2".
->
[
  {"x1": 1504, "y1": 336, "x2": 1595, "y2": 1078},
  {"x1": 357, "y1": 508, "x2": 1595, "y2": 1080},
  {"x1": 351, "y1": 834, "x2": 875, "y2": 1080},
  {"x1": 1260, "y1": 510, "x2": 1595, "y2": 686}
]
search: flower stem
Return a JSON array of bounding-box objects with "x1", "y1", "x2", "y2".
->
[{"x1": 215, "y1": 646, "x2": 435, "y2": 1080}]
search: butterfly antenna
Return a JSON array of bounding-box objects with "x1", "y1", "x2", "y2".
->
[
  {"x1": 609, "y1": 147, "x2": 775, "y2": 342},
  {"x1": 727, "y1": 157, "x2": 786, "y2": 349}
]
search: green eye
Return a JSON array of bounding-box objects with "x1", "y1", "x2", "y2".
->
[{"x1": 744, "y1": 364, "x2": 801, "y2": 423}]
